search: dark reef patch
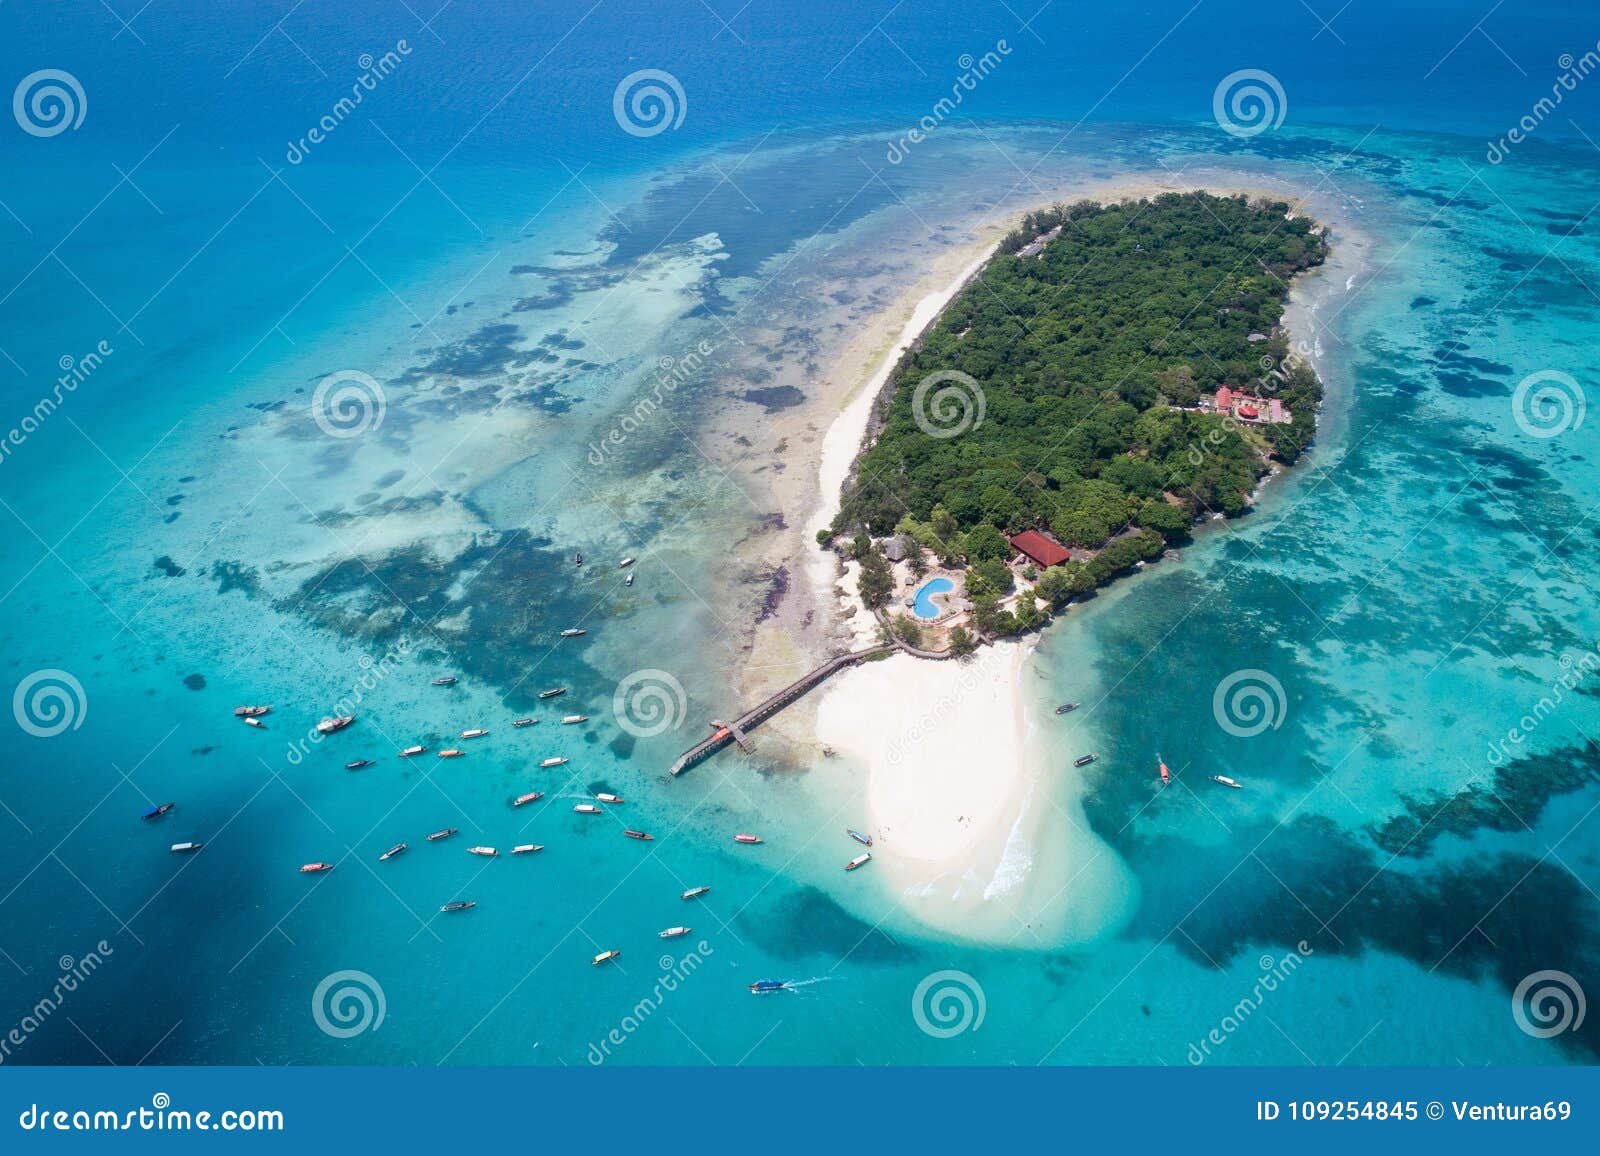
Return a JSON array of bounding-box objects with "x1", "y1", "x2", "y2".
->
[
  {"x1": 739, "y1": 885, "x2": 915, "y2": 964},
  {"x1": 153, "y1": 555, "x2": 186, "y2": 577},
  {"x1": 740, "y1": 385, "x2": 806, "y2": 412},
  {"x1": 182, "y1": 673, "x2": 206, "y2": 690}
]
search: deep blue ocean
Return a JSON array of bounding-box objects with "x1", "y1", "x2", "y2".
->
[{"x1": 1, "y1": 0, "x2": 1598, "y2": 1066}]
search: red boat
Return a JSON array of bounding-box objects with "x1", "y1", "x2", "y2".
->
[
  {"x1": 623, "y1": 829, "x2": 654, "y2": 841},
  {"x1": 734, "y1": 834, "x2": 763, "y2": 845},
  {"x1": 1158, "y1": 754, "x2": 1171, "y2": 786},
  {"x1": 512, "y1": 791, "x2": 544, "y2": 807},
  {"x1": 299, "y1": 862, "x2": 334, "y2": 874}
]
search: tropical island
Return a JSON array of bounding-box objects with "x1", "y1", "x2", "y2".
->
[{"x1": 821, "y1": 191, "x2": 1330, "y2": 654}]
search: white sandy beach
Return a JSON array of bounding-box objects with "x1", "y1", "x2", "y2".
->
[{"x1": 796, "y1": 176, "x2": 1356, "y2": 944}]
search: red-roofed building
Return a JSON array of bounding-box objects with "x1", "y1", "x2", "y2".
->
[
  {"x1": 1009, "y1": 530, "x2": 1072, "y2": 569},
  {"x1": 1214, "y1": 385, "x2": 1291, "y2": 425}
]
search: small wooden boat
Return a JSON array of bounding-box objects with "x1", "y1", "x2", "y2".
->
[
  {"x1": 300, "y1": 862, "x2": 334, "y2": 874},
  {"x1": 538, "y1": 687, "x2": 567, "y2": 700},
  {"x1": 140, "y1": 802, "x2": 175, "y2": 820},
  {"x1": 400, "y1": 744, "x2": 427, "y2": 757},
  {"x1": 622, "y1": 829, "x2": 654, "y2": 841},
  {"x1": 540, "y1": 757, "x2": 569, "y2": 768},
  {"x1": 659, "y1": 926, "x2": 691, "y2": 939},
  {"x1": 345, "y1": 759, "x2": 376, "y2": 770},
  {"x1": 845, "y1": 852, "x2": 872, "y2": 871},
  {"x1": 559, "y1": 629, "x2": 587, "y2": 638},
  {"x1": 379, "y1": 843, "x2": 406, "y2": 861},
  {"x1": 1055, "y1": 703, "x2": 1080, "y2": 715},
  {"x1": 1158, "y1": 754, "x2": 1171, "y2": 786},
  {"x1": 170, "y1": 841, "x2": 202, "y2": 853},
  {"x1": 233, "y1": 705, "x2": 271, "y2": 718},
  {"x1": 846, "y1": 828, "x2": 872, "y2": 846},
  {"x1": 624, "y1": 573, "x2": 634, "y2": 587},
  {"x1": 595, "y1": 792, "x2": 624, "y2": 804},
  {"x1": 591, "y1": 950, "x2": 622, "y2": 966},
  {"x1": 244, "y1": 717, "x2": 265, "y2": 729},
  {"x1": 561, "y1": 715, "x2": 588, "y2": 725},
  {"x1": 511, "y1": 844, "x2": 543, "y2": 855},
  {"x1": 467, "y1": 846, "x2": 498, "y2": 858},
  {"x1": 748, "y1": 980, "x2": 787, "y2": 994},
  {"x1": 459, "y1": 729, "x2": 489, "y2": 739},
  {"x1": 573, "y1": 552, "x2": 584, "y2": 567},
  {"x1": 431, "y1": 677, "x2": 457, "y2": 686},
  {"x1": 1212, "y1": 774, "x2": 1243, "y2": 790},
  {"x1": 619, "y1": 557, "x2": 636, "y2": 569},
  {"x1": 512, "y1": 791, "x2": 544, "y2": 807},
  {"x1": 512, "y1": 718, "x2": 538, "y2": 728},
  {"x1": 427, "y1": 828, "x2": 459, "y2": 842},
  {"x1": 437, "y1": 749, "x2": 465, "y2": 759},
  {"x1": 440, "y1": 900, "x2": 475, "y2": 913},
  {"x1": 734, "y1": 834, "x2": 763, "y2": 845},
  {"x1": 1074, "y1": 754, "x2": 1098, "y2": 767},
  {"x1": 681, "y1": 886, "x2": 710, "y2": 900},
  {"x1": 573, "y1": 804, "x2": 601, "y2": 814},
  {"x1": 316, "y1": 716, "x2": 355, "y2": 735}
]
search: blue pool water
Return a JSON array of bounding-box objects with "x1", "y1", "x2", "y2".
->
[{"x1": 912, "y1": 578, "x2": 954, "y2": 619}]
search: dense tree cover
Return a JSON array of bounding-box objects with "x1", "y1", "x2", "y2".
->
[{"x1": 836, "y1": 193, "x2": 1328, "y2": 548}]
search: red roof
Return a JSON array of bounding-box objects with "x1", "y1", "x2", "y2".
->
[{"x1": 1009, "y1": 531, "x2": 1071, "y2": 568}]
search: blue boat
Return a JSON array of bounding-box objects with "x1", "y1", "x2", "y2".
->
[
  {"x1": 140, "y1": 802, "x2": 175, "y2": 820},
  {"x1": 748, "y1": 980, "x2": 788, "y2": 994},
  {"x1": 846, "y1": 828, "x2": 872, "y2": 847}
]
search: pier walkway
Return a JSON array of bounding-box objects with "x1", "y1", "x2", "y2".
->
[{"x1": 668, "y1": 643, "x2": 894, "y2": 776}]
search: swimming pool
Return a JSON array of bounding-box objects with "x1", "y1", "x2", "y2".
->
[{"x1": 911, "y1": 576, "x2": 954, "y2": 619}]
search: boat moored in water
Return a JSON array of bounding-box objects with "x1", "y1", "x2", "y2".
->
[
  {"x1": 1212, "y1": 774, "x2": 1243, "y2": 790},
  {"x1": 681, "y1": 886, "x2": 710, "y2": 900},
  {"x1": 659, "y1": 926, "x2": 691, "y2": 939},
  {"x1": 1074, "y1": 754, "x2": 1098, "y2": 767},
  {"x1": 431, "y1": 677, "x2": 457, "y2": 686},
  {"x1": 316, "y1": 716, "x2": 355, "y2": 735},
  {"x1": 244, "y1": 717, "x2": 265, "y2": 729},
  {"x1": 573, "y1": 804, "x2": 601, "y2": 814},
  {"x1": 561, "y1": 715, "x2": 588, "y2": 724},
  {"x1": 1055, "y1": 703, "x2": 1080, "y2": 715},
  {"x1": 623, "y1": 829, "x2": 653, "y2": 841},
  {"x1": 511, "y1": 844, "x2": 543, "y2": 855},
  {"x1": 170, "y1": 841, "x2": 202, "y2": 853},
  {"x1": 538, "y1": 687, "x2": 567, "y2": 700},
  {"x1": 400, "y1": 745, "x2": 427, "y2": 757},
  {"x1": 459, "y1": 729, "x2": 489, "y2": 739},
  {"x1": 846, "y1": 828, "x2": 871, "y2": 846},
  {"x1": 595, "y1": 793, "x2": 623, "y2": 804},
  {"x1": 845, "y1": 852, "x2": 872, "y2": 871},
  {"x1": 467, "y1": 846, "x2": 498, "y2": 858},
  {"x1": 513, "y1": 791, "x2": 544, "y2": 807},
  {"x1": 233, "y1": 705, "x2": 271, "y2": 718},
  {"x1": 619, "y1": 557, "x2": 635, "y2": 569},
  {"x1": 559, "y1": 629, "x2": 587, "y2": 638},
  {"x1": 345, "y1": 759, "x2": 376, "y2": 770},
  {"x1": 734, "y1": 834, "x2": 763, "y2": 845},
  {"x1": 624, "y1": 573, "x2": 634, "y2": 586},
  {"x1": 379, "y1": 843, "x2": 406, "y2": 861},
  {"x1": 427, "y1": 828, "x2": 459, "y2": 842},
  {"x1": 540, "y1": 757, "x2": 569, "y2": 768},
  {"x1": 440, "y1": 900, "x2": 475, "y2": 913},
  {"x1": 140, "y1": 802, "x2": 175, "y2": 820},
  {"x1": 591, "y1": 950, "x2": 622, "y2": 966},
  {"x1": 299, "y1": 862, "x2": 334, "y2": 874},
  {"x1": 512, "y1": 718, "x2": 537, "y2": 728},
  {"x1": 437, "y1": 749, "x2": 464, "y2": 759},
  {"x1": 1158, "y1": 754, "x2": 1171, "y2": 785}
]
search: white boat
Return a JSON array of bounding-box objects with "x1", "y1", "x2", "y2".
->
[
  {"x1": 1212, "y1": 775, "x2": 1243, "y2": 790},
  {"x1": 595, "y1": 792, "x2": 624, "y2": 804},
  {"x1": 591, "y1": 950, "x2": 621, "y2": 965},
  {"x1": 624, "y1": 573, "x2": 634, "y2": 587},
  {"x1": 618, "y1": 557, "x2": 635, "y2": 569},
  {"x1": 399, "y1": 744, "x2": 426, "y2": 757},
  {"x1": 559, "y1": 629, "x2": 587, "y2": 638},
  {"x1": 511, "y1": 844, "x2": 543, "y2": 855},
  {"x1": 561, "y1": 715, "x2": 588, "y2": 725},
  {"x1": 573, "y1": 803, "x2": 601, "y2": 814},
  {"x1": 540, "y1": 757, "x2": 569, "y2": 768},
  {"x1": 170, "y1": 842, "x2": 202, "y2": 853},
  {"x1": 659, "y1": 926, "x2": 691, "y2": 939},
  {"x1": 459, "y1": 728, "x2": 489, "y2": 739},
  {"x1": 244, "y1": 717, "x2": 265, "y2": 729},
  {"x1": 467, "y1": 846, "x2": 498, "y2": 858},
  {"x1": 316, "y1": 716, "x2": 355, "y2": 735},
  {"x1": 681, "y1": 886, "x2": 710, "y2": 900},
  {"x1": 845, "y1": 852, "x2": 872, "y2": 871}
]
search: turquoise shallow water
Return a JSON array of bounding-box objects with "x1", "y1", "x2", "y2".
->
[{"x1": 2, "y1": 1, "x2": 1598, "y2": 1066}]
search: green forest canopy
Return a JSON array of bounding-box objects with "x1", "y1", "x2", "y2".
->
[{"x1": 835, "y1": 192, "x2": 1328, "y2": 552}]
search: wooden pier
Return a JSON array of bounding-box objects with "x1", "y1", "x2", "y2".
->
[{"x1": 669, "y1": 643, "x2": 895, "y2": 776}]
